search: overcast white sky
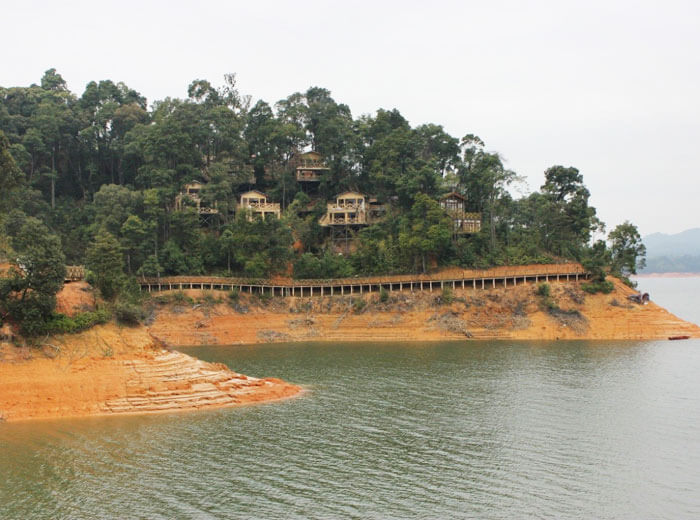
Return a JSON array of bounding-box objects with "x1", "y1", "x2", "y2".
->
[{"x1": 4, "y1": 0, "x2": 699, "y2": 236}]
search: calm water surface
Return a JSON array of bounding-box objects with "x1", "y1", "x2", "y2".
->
[
  {"x1": 1, "y1": 280, "x2": 699, "y2": 519},
  {"x1": 635, "y1": 275, "x2": 700, "y2": 325}
]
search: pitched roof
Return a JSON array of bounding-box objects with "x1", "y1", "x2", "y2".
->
[
  {"x1": 240, "y1": 190, "x2": 267, "y2": 198},
  {"x1": 440, "y1": 191, "x2": 466, "y2": 201}
]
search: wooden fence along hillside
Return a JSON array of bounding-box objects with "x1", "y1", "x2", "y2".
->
[{"x1": 138, "y1": 263, "x2": 589, "y2": 297}]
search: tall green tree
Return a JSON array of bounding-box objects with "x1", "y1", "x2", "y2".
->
[
  {"x1": 609, "y1": 221, "x2": 646, "y2": 276},
  {"x1": 86, "y1": 230, "x2": 125, "y2": 300},
  {"x1": 0, "y1": 217, "x2": 66, "y2": 335},
  {"x1": 457, "y1": 135, "x2": 516, "y2": 252},
  {"x1": 398, "y1": 193, "x2": 452, "y2": 273},
  {"x1": 539, "y1": 165, "x2": 600, "y2": 258},
  {"x1": 0, "y1": 130, "x2": 23, "y2": 212}
]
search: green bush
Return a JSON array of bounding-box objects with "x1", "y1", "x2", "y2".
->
[
  {"x1": 581, "y1": 280, "x2": 614, "y2": 294},
  {"x1": 200, "y1": 291, "x2": 220, "y2": 306},
  {"x1": 255, "y1": 290, "x2": 272, "y2": 305},
  {"x1": 228, "y1": 288, "x2": 240, "y2": 303},
  {"x1": 44, "y1": 309, "x2": 111, "y2": 334},
  {"x1": 172, "y1": 290, "x2": 192, "y2": 305},
  {"x1": 545, "y1": 298, "x2": 559, "y2": 312},
  {"x1": 617, "y1": 276, "x2": 637, "y2": 289},
  {"x1": 114, "y1": 301, "x2": 144, "y2": 326},
  {"x1": 536, "y1": 283, "x2": 551, "y2": 297},
  {"x1": 152, "y1": 294, "x2": 172, "y2": 305},
  {"x1": 379, "y1": 287, "x2": 389, "y2": 303},
  {"x1": 352, "y1": 297, "x2": 367, "y2": 313},
  {"x1": 441, "y1": 286, "x2": 454, "y2": 304}
]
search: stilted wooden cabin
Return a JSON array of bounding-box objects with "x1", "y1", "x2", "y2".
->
[
  {"x1": 319, "y1": 192, "x2": 386, "y2": 253},
  {"x1": 439, "y1": 192, "x2": 481, "y2": 234},
  {"x1": 238, "y1": 190, "x2": 281, "y2": 220},
  {"x1": 319, "y1": 192, "x2": 368, "y2": 226},
  {"x1": 175, "y1": 182, "x2": 219, "y2": 222},
  {"x1": 295, "y1": 151, "x2": 329, "y2": 183}
]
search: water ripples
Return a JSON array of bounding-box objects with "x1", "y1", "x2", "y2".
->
[{"x1": 2, "y1": 340, "x2": 700, "y2": 519}]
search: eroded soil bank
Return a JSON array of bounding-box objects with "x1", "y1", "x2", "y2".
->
[
  {"x1": 0, "y1": 321, "x2": 301, "y2": 423},
  {"x1": 148, "y1": 277, "x2": 700, "y2": 346}
]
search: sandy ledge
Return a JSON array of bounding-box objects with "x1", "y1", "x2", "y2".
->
[{"x1": 0, "y1": 324, "x2": 302, "y2": 423}]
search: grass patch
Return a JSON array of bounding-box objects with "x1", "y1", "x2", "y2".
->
[{"x1": 582, "y1": 280, "x2": 614, "y2": 294}]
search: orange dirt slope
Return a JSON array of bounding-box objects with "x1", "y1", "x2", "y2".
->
[
  {"x1": 148, "y1": 277, "x2": 700, "y2": 346},
  {"x1": 0, "y1": 323, "x2": 301, "y2": 423}
]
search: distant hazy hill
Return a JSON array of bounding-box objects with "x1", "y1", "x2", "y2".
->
[{"x1": 642, "y1": 228, "x2": 700, "y2": 273}]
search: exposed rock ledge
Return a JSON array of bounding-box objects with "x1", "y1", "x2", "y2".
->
[{"x1": 0, "y1": 324, "x2": 301, "y2": 423}]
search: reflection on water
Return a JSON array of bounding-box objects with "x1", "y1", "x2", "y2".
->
[{"x1": 2, "y1": 339, "x2": 700, "y2": 519}]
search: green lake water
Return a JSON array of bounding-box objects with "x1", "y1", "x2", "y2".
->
[{"x1": 1, "y1": 278, "x2": 700, "y2": 519}]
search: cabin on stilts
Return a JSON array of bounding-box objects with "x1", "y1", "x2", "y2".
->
[
  {"x1": 319, "y1": 192, "x2": 386, "y2": 253},
  {"x1": 238, "y1": 190, "x2": 281, "y2": 221},
  {"x1": 175, "y1": 182, "x2": 219, "y2": 224},
  {"x1": 439, "y1": 192, "x2": 481, "y2": 236},
  {"x1": 294, "y1": 151, "x2": 329, "y2": 185}
]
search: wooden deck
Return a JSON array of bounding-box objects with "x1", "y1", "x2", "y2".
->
[
  {"x1": 139, "y1": 263, "x2": 589, "y2": 297},
  {"x1": 65, "y1": 265, "x2": 85, "y2": 282}
]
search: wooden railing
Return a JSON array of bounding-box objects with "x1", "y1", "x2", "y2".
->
[
  {"x1": 242, "y1": 202, "x2": 280, "y2": 211},
  {"x1": 139, "y1": 263, "x2": 589, "y2": 296},
  {"x1": 296, "y1": 170, "x2": 322, "y2": 181},
  {"x1": 298, "y1": 159, "x2": 329, "y2": 169}
]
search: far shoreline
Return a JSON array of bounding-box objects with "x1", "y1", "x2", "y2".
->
[{"x1": 634, "y1": 272, "x2": 700, "y2": 278}]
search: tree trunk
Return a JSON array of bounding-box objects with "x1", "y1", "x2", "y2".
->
[
  {"x1": 50, "y1": 145, "x2": 56, "y2": 209},
  {"x1": 489, "y1": 196, "x2": 496, "y2": 252},
  {"x1": 117, "y1": 157, "x2": 124, "y2": 185},
  {"x1": 154, "y1": 235, "x2": 160, "y2": 279}
]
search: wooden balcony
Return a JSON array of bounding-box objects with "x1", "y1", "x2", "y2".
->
[
  {"x1": 330, "y1": 215, "x2": 364, "y2": 225},
  {"x1": 298, "y1": 159, "x2": 329, "y2": 169},
  {"x1": 452, "y1": 212, "x2": 482, "y2": 234},
  {"x1": 319, "y1": 204, "x2": 368, "y2": 226},
  {"x1": 175, "y1": 194, "x2": 218, "y2": 214},
  {"x1": 296, "y1": 169, "x2": 322, "y2": 182},
  {"x1": 239, "y1": 201, "x2": 281, "y2": 221},
  {"x1": 244, "y1": 202, "x2": 280, "y2": 211}
]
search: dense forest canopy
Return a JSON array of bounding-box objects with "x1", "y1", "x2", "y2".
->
[{"x1": 0, "y1": 69, "x2": 645, "y2": 294}]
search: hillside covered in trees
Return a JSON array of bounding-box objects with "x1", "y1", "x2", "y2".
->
[{"x1": 0, "y1": 70, "x2": 646, "y2": 334}]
